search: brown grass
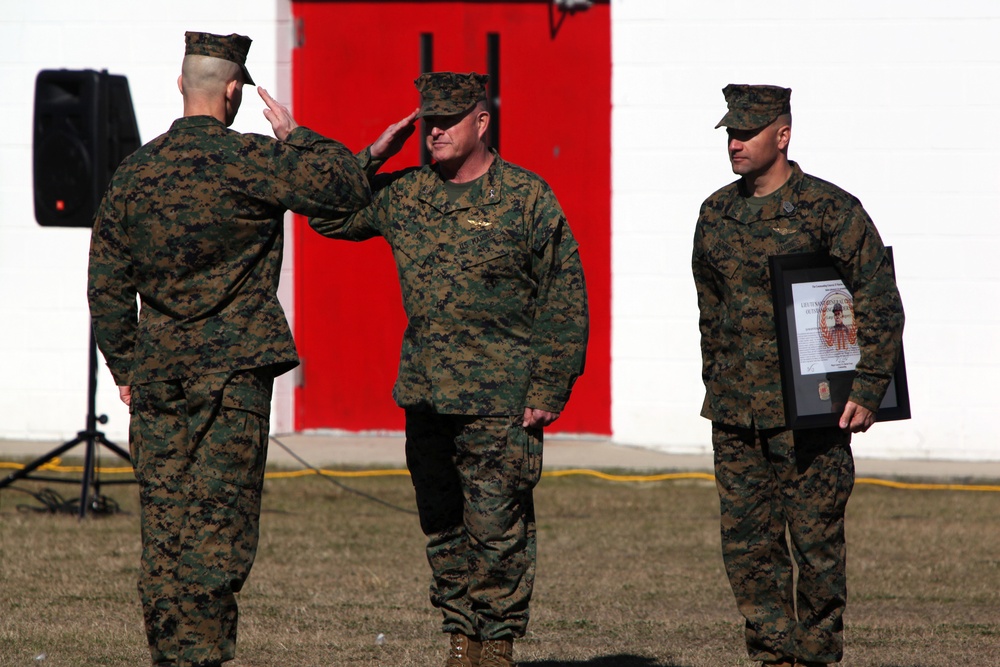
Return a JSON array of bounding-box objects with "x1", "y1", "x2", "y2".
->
[{"x1": 1, "y1": 463, "x2": 998, "y2": 667}]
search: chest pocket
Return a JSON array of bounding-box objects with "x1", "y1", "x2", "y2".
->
[
  {"x1": 457, "y1": 228, "x2": 511, "y2": 270},
  {"x1": 706, "y1": 239, "x2": 742, "y2": 280},
  {"x1": 391, "y1": 221, "x2": 438, "y2": 268},
  {"x1": 777, "y1": 239, "x2": 809, "y2": 255},
  {"x1": 773, "y1": 229, "x2": 811, "y2": 255}
]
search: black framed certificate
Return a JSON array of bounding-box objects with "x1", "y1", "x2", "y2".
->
[{"x1": 769, "y1": 249, "x2": 910, "y2": 429}]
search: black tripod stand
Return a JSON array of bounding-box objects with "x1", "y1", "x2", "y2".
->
[{"x1": 0, "y1": 327, "x2": 133, "y2": 518}]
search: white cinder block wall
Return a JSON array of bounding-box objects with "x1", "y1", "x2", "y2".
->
[
  {"x1": 3, "y1": 1, "x2": 999, "y2": 462},
  {"x1": 611, "y1": 0, "x2": 1000, "y2": 460},
  {"x1": 0, "y1": 1, "x2": 293, "y2": 443}
]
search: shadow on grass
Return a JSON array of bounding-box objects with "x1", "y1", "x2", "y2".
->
[{"x1": 523, "y1": 657, "x2": 676, "y2": 667}]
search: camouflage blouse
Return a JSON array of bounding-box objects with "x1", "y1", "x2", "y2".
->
[
  {"x1": 693, "y1": 162, "x2": 904, "y2": 429},
  {"x1": 310, "y1": 149, "x2": 589, "y2": 415},
  {"x1": 88, "y1": 116, "x2": 370, "y2": 386}
]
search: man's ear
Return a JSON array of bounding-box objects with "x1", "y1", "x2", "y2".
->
[
  {"x1": 225, "y1": 78, "x2": 239, "y2": 101},
  {"x1": 476, "y1": 110, "x2": 491, "y2": 139},
  {"x1": 177, "y1": 74, "x2": 184, "y2": 95},
  {"x1": 776, "y1": 124, "x2": 791, "y2": 151}
]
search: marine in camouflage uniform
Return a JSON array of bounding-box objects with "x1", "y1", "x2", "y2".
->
[
  {"x1": 692, "y1": 85, "x2": 904, "y2": 666},
  {"x1": 310, "y1": 72, "x2": 589, "y2": 667},
  {"x1": 87, "y1": 32, "x2": 370, "y2": 667}
]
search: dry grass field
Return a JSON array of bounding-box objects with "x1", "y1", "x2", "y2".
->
[{"x1": 1, "y1": 461, "x2": 998, "y2": 667}]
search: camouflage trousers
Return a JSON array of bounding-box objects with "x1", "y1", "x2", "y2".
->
[
  {"x1": 404, "y1": 411, "x2": 543, "y2": 640},
  {"x1": 129, "y1": 369, "x2": 272, "y2": 667},
  {"x1": 712, "y1": 423, "x2": 854, "y2": 664}
]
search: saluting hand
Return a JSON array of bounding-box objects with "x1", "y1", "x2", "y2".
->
[
  {"x1": 370, "y1": 108, "x2": 420, "y2": 161},
  {"x1": 259, "y1": 87, "x2": 298, "y2": 141}
]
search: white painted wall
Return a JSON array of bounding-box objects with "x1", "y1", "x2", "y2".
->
[
  {"x1": 0, "y1": 1, "x2": 293, "y2": 443},
  {"x1": 3, "y1": 1, "x2": 998, "y2": 463},
  {"x1": 611, "y1": 0, "x2": 1000, "y2": 460}
]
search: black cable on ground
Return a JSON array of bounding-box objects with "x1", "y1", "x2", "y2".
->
[
  {"x1": 2, "y1": 485, "x2": 122, "y2": 515},
  {"x1": 268, "y1": 435, "x2": 417, "y2": 515}
]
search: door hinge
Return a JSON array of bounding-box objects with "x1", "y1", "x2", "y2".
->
[{"x1": 294, "y1": 17, "x2": 305, "y2": 49}]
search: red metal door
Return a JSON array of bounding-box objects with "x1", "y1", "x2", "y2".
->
[{"x1": 291, "y1": 1, "x2": 611, "y2": 434}]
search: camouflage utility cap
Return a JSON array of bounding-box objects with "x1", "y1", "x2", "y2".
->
[
  {"x1": 415, "y1": 72, "x2": 489, "y2": 118},
  {"x1": 185, "y1": 31, "x2": 255, "y2": 85},
  {"x1": 715, "y1": 84, "x2": 791, "y2": 130}
]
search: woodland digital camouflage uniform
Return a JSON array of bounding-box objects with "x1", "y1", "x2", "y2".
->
[
  {"x1": 414, "y1": 71, "x2": 490, "y2": 117},
  {"x1": 310, "y1": 141, "x2": 588, "y2": 641},
  {"x1": 311, "y1": 149, "x2": 588, "y2": 416},
  {"x1": 693, "y1": 161, "x2": 904, "y2": 429},
  {"x1": 88, "y1": 93, "x2": 369, "y2": 665},
  {"x1": 183, "y1": 31, "x2": 254, "y2": 85},
  {"x1": 693, "y1": 140, "x2": 904, "y2": 662}
]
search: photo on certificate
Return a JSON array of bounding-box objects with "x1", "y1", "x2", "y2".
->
[{"x1": 769, "y1": 249, "x2": 910, "y2": 429}]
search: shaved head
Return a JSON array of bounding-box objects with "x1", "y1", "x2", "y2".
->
[
  {"x1": 178, "y1": 54, "x2": 244, "y2": 126},
  {"x1": 181, "y1": 54, "x2": 241, "y2": 96}
]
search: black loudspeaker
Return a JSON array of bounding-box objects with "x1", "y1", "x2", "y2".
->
[{"x1": 33, "y1": 69, "x2": 141, "y2": 227}]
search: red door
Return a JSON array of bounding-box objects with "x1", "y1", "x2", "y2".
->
[{"x1": 291, "y1": 1, "x2": 611, "y2": 434}]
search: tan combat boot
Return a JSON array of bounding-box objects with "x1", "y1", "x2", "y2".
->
[
  {"x1": 446, "y1": 633, "x2": 482, "y2": 667},
  {"x1": 479, "y1": 638, "x2": 515, "y2": 667}
]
